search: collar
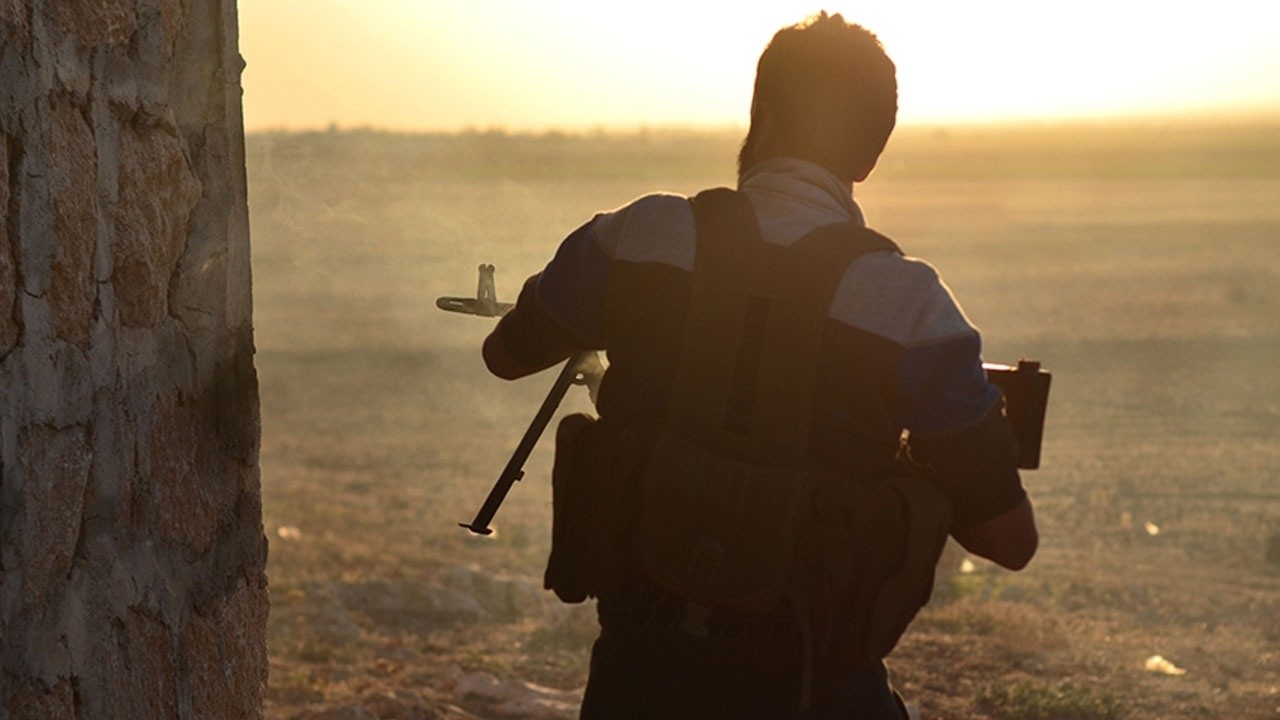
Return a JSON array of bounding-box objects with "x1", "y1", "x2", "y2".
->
[{"x1": 737, "y1": 157, "x2": 865, "y2": 233}]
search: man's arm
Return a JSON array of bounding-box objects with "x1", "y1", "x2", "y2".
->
[
  {"x1": 909, "y1": 404, "x2": 1039, "y2": 571},
  {"x1": 950, "y1": 496, "x2": 1038, "y2": 571},
  {"x1": 482, "y1": 328, "x2": 570, "y2": 380}
]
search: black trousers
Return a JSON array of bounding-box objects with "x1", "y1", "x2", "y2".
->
[{"x1": 579, "y1": 624, "x2": 908, "y2": 720}]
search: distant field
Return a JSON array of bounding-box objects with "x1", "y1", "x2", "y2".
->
[{"x1": 249, "y1": 121, "x2": 1280, "y2": 719}]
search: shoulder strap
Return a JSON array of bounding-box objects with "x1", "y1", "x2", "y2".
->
[{"x1": 665, "y1": 188, "x2": 900, "y2": 465}]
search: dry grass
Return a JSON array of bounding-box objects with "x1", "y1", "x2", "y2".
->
[{"x1": 251, "y1": 122, "x2": 1280, "y2": 719}]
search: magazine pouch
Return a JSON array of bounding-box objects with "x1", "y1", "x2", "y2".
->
[
  {"x1": 636, "y1": 431, "x2": 813, "y2": 611},
  {"x1": 544, "y1": 413, "x2": 643, "y2": 603}
]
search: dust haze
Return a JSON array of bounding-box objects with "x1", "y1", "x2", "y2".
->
[{"x1": 249, "y1": 121, "x2": 1280, "y2": 719}]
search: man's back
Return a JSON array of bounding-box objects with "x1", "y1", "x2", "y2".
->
[{"x1": 480, "y1": 13, "x2": 1037, "y2": 718}]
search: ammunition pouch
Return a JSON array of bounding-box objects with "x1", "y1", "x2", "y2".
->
[
  {"x1": 804, "y1": 469, "x2": 951, "y2": 662},
  {"x1": 544, "y1": 413, "x2": 643, "y2": 604},
  {"x1": 634, "y1": 428, "x2": 951, "y2": 660},
  {"x1": 635, "y1": 431, "x2": 813, "y2": 612}
]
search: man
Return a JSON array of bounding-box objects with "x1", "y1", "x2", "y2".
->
[{"x1": 483, "y1": 12, "x2": 1037, "y2": 719}]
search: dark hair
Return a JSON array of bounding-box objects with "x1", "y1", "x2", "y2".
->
[{"x1": 738, "y1": 12, "x2": 897, "y2": 182}]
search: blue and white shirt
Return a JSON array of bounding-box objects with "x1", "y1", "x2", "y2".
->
[{"x1": 495, "y1": 158, "x2": 1024, "y2": 524}]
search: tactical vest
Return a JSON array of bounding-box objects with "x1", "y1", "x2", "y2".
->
[{"x1": 545, "y1": 188, "x2": 951, "y2": 667}]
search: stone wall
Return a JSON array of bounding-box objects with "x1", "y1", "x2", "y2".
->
[{"x1": 0, "y1": 1, "x2": 266, "y2": 717}]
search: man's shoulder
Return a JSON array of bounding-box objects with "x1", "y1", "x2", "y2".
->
[
  {"x1": 831, "y1": 250, "x2": 976, "y2": 346},
  {"x1": 590, "y1": 192, "x2": 697, "y2": 268}
]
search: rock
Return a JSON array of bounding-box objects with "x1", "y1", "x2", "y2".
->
[
  {"x1": 0, "y1": 133, "x2": 18, "y2": 355},
  {"x1": 16, "y1": 424, "x2": 91, "y2": 607},
  {"x1": 47, "y1": 97, "x2": 98, "y2": 348},
  {"x1": 452, "y1": 671, "x2": 506, "y2": 703},
  {"x1": 435, "y1": 566, "x2": 554, "y2": 622},
  {"x1": 6, "y1": 678, "x2": 74, "y2": 720},
  {"x1": 149, "y1": 392, "x2": 227, "y2": 555},
  {"x1": 184, "y1": 579, "x2": 269, "y2": 719},
  {"x1": 102, "y1": 608, "x2": 180, "y2": 718},
  {"x1": 453, "y1": 672, "x2": 581, "y2": 720},
  {"x1": 112, "y1": 123, "x2": 202, "y2": 327},
  {"x1": 291, "y1": 583, "x2": 364, "y2": 647},
  {"x1": 50, "y1": 0, "x2": 138, "y2": 47},
  {"x1": 17, "y1": 331, "x2": 93, "y2": 426},
  {"x1": 0, "y1": 0, "x2": 32, "y2": 49}
]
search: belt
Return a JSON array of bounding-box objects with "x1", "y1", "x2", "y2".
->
[{"x1": 599, "y1": 571, "x2": 797, "y2": 643}]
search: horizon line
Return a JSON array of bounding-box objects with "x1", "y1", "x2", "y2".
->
[{"x1": 243, "y1": 107, "x2": 1280, "y2": 137}]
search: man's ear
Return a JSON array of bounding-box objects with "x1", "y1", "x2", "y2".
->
[{"x1": 851, "y1": 157, "x2": 878, "y2": 183}]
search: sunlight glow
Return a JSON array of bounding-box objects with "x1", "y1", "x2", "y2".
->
[{"x1": 239, "y1": 0, "x2": 1280, "y2": 131}]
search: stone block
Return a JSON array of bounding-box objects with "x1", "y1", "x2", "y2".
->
[
  {"x1": 0, "y1": 134, "x2": 18, "y2": 355},
  {"x1": 48, "y1": 98, "x2": 97, "y2": 348},
  {"x1": 17, "y1": 322, "x2": 93, "y2": 427},
  {"x1": 0, "y1": 0, "x2": 31, "y2": 50},
  {"x1": 103, "y1": 607, "x2": 180, "y2": 718},
  {"x1": 131, "y1": 0, "x2": 184, "y2": 64},
  {"x1": 52, "y1": 23, "x2": 92, "y2": 99},
  {"x1": 185, "y1": 578, "x2": 268, "y2": 719},
  {"x1": 87, "y1": 387, "x2": 133, "y2": 526},
  {"x1": 16, "y1": 424, "x2": 90, "y2": 607},
  {"x1": 50, "y1": 0, "x2": 138, "y2": 47},
  {"x1": 6, "y1": 678, "x2": 74, "y2": 720},
  {"x1": 149, "y1": 391, "x2": 220, "y2": 555},
  {"x1": 113, "y1": 124, "x2": 201, "y2": 328},
  {"x1": 15, "y1": 104, "x2": 57, "y2": 296}
]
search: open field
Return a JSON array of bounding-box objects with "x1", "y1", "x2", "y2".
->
[{"x1": 249, "y1": 121, "x2": 1280, "y2": 719}]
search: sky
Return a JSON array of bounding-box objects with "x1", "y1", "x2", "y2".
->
[{"x1": 238, "y1": 1, "x2": 1280, "y2": 132}]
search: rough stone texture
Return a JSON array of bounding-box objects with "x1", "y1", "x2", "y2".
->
[
  {"x1": 186, "y1": 579, "x2": 271, "y2": 719},
  {"x1": 7, "y1": 678, "x2": 75, "y2": 720},
  {"x1": 15, "y1": 424, "x2": 91, "y2": 608},
  {"x1": 114, "y1": 123, "x2": 202, "y2": 328},
  {"x1": 50, "y1": 0, "x2": 138, "y2": 48},
  {"x1": 150, "y1": 390, "x2": 236, "y2": 555},
  {"x1": 0, "y1": 134, "x2": 18, "y2": 355},
  {"x1": 0, "y1": 1, "x2": 266, "y2": 717},
  {"x1": 48, "y1": 98, "x2": 97, "y2": 348},
  {"x1": 0, "y1": 0, "x2": 30, "y2": 50}
]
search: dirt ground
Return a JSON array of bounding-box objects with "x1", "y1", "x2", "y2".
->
[{"x1": 249, "y1": 123, "x2": 1280, "y2": 719}]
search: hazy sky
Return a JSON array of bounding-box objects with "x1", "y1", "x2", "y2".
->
[{"x1": 239, "y1": 1, "x2": 1280, "y2": 132}]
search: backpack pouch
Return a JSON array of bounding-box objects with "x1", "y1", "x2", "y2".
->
[{"x1": 636, "y1": 431, "x2": 813, "y2": 613}]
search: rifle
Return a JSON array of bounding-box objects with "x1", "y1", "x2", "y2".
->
[
  {"x1": 438, "y1": 267, "x2": 1050, "y2": 535},
  {"x1": 438, "y1": 265, "x2": 603, "y2": 535},
  {"x1": 982, "y1": 359, "x2": 1052, "y2": 469}
]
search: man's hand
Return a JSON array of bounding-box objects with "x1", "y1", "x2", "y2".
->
[{"x1": 950, "y1": 497, "x2": 1038, "y2": 570}]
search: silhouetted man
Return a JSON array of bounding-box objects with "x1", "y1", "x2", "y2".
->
[{"x1": 483, "y1": 12, "x2": 1037, "y2": 719}]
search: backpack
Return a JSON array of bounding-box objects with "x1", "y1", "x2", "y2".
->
[{"x1": 545, "y1": 188, "x2": 951, "y2": 665}]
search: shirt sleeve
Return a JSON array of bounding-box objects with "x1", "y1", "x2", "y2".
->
[
  {"x1": 895, "y1": 272, "x2": 1027, "y2": 525},
  {"x1": 492, "y1": 218, "x2": 613, "y2": 368}
]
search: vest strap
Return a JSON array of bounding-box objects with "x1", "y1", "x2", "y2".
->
[{"x1": 666, "y1": 187, "x2": 900, "y2": 465}]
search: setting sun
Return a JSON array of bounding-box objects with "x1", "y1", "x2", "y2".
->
[{"x1": 239, "y1": 1, "x2": 1280, "y2": 130}]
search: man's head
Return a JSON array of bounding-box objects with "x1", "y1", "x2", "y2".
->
[{"x1": 738, "y1": 12, "x2": 897, "y2": 184}]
